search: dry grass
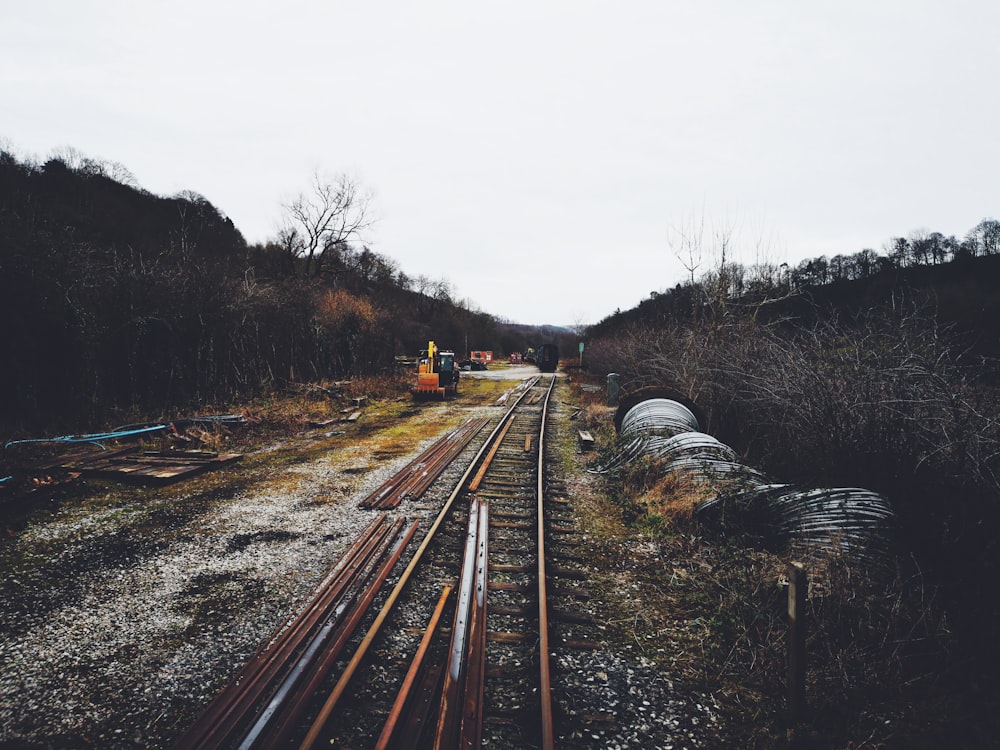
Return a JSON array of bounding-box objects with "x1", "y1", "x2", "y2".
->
[
  {"x1": 636, "y1": 470, "x2": 716, "y2": 525},
  {"x1": 582, "y1": 402, "x2": 616, "y2": 429},
  {"x1": 566, "y1": 372, "x2": 970, "y2": 748}
]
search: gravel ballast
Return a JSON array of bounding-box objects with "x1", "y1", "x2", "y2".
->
[{"x1": 0, "y1": 377, "x2": 719, "y2": 749}]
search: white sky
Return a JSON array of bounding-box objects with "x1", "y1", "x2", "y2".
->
[{"x1": 3, "y1": 1, "x2": 999, "y2": 325}]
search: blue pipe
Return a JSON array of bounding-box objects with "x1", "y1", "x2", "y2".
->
[{"x1": 4, "y1": 424, "x2": 170, "y2": 451}]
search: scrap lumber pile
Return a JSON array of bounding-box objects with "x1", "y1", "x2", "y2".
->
[{"x1": 52, "y1": 447, "x2": 242, "y2": 485}]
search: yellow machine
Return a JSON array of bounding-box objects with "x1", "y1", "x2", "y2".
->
[{"x1": 412, "y1": 340, "x2": 459, "y2": 399}]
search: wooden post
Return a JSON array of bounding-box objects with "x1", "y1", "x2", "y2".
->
[
  {"x1": 607, "y1": 373, "x2": 621, "y2": 406},
  {"x1": 787, "y1": 562, "x2": 807, "y2": 725}
]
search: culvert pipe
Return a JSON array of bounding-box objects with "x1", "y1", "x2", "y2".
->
[
  {"x1": 600, "y1": 394, "x2": 895, "y2": 570},
  {"x1": 619, "y1": 398, "x2": 699, "y2": 439}
]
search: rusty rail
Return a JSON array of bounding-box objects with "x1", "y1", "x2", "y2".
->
[
  {"x1": 392, "y1": 375, "x2": 557, "y2": 749},
  {"x1": 177, "y1": 379, "x2": 560, "y2": 750},
  {"x1": 246, "y1": 519, "x2": 419, "y2": 749},
  {"x1": 536, "y1": 375, "x2": 557, "y2": 750},
  {"x1": 430, "y1": 375, "x2": 555, "y2": 749},
  {"x1": 173, "y1": 514, "x2": 416, "y2": 750},
  {"x1": 432, "y1": 496, "x2": 490, "y2": 750},
  {"x1": 299, "y1": 380, "x2": 542, "y2": 749},
  {"x1": 461, "y1": 496, "x2": 490, "y2": 749},
  {"x1": 360, "y1": 417, "x2": 490, "y2": 509},
  {"x1": 374, "y1": 585, "x2": 453, "y2": 750}
]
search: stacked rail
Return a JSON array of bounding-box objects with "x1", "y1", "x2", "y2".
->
[
  {"x1": 350, "y1": 376, "x2": 558, "y2": 749},
  {"x1": 174, "y1": 514, "x2": 417, "y2": 750},
  {"x1": 176, "y1": 376, "x2": 562, "y2": 749},
  {"x1": 359, "y1": 417, "x2": 490, "y2": 510}
]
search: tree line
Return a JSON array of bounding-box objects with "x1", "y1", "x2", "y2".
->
[
  {"x1": 0, "y1": 147, "x2": 535, "y2": 433},
  {"x1": 787, "y1": 218, "x2": 1000, "y2": 287},
  {"x1": 593, "y1": 215, "x2": 1000, "y2": 355}
]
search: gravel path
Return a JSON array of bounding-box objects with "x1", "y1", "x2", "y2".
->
[{"x1": 0, "y1": 377, "x2": 719, "y2": 749}]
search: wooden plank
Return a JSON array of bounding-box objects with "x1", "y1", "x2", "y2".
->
[
  {"x1": 65, "y1": 452, "x2": 242, "y2": 485},
  {"x1": 54, "y1": 446, "x2": 140, "y2": 471}
]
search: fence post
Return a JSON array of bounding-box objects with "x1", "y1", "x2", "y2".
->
[
  {"x1": 787, "y1": 562, "x2": 807, "y2": 725},
  {"x1": 606, "y1": 373, "x2": 620, "y2": 406}
]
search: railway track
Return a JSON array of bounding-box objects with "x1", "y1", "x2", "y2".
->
[{"x1": 175, "y1": 374, "x2": 599, "y2": 749}]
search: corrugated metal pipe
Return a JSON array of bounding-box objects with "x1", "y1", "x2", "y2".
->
[
  {"x1": 593, "y1": 396, "x2": 895, "y2": 569},
  {"x1": 619, "y1": 397, "x2": 699, "y2": 439}
]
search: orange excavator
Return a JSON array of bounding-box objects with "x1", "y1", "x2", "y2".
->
[{"x1": 412, "y1": 340, "x2": 460, "y2": 399}]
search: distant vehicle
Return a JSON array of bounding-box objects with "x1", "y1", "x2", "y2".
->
[
  {"x1": 536, "y1": 344, "x2": 558, "y2": 373},
  {"x1": 458, "y1": 359, "x2": 488, "y2": 371},
  {"x1": 412, "y1": 340, "x2": 460, "y2": 399}
]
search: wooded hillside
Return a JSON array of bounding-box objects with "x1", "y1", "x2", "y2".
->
[
  {"x1": 584, "y1": 233, "x2": 1000, "y2": 703},
  {"x1": 0, "y1": 149, "x2": 563, "y2": 434}
]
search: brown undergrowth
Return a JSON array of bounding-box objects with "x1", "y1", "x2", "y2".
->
[{"x1": 566, "y1": 376, "x2": 968, "y2": 749}]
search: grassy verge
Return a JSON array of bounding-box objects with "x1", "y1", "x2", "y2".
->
[{"x1": 563, "y1": 376, "x2": 972, "y2": 749}]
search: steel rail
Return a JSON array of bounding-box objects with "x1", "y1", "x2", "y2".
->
[
  {"x1": 236, "y1": 517, "x2": 409, "y2": 749},
  {"x1": 175, "y1": 514, "x2": 392, "y2": 749},
  {"x1": 444, "y1": 374, "x2": 554, "y2": 748},
  {"x1": 433, "y1": 375, "x2": 553, "y2": 749},
  {"x1": 460, "y1": 496, "x2": 490, "y2": 750},
  {"x1": 381, "y1": 418, "x2": 490, "y2": 510},
  {"x1": 373, "y1": 585, "x2": 453, "y2": 750},
  {"x1": 428, "y1": 375, "x2": 552, "y2": 748},
  {"x1": 432, "y1": 497, "x2": 484, "y2": 749},
  {"x1": 360, "y1": 417, "x2": 489, "y2": 510},
  {"x1": 245, "y1": 520, "x2": 420, "y2": 749},
  {"x1": 536, "y1": 375, "x2": 557, "y2": 750},
  {"x1": 298, "y1": 381, "x2": 540, "y2": 749},
  {"x1": 467, "y1": 418, "x2": 515, "y2": 493}
]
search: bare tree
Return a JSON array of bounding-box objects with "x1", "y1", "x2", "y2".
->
[
  {"x1": 668, "y1": 212, "x2": 706, "y2": 288},
  {"x1": 967, "y1": 218, "x2": 1000, "y2": 257},
  {"x1": 282, "y1": 172, "x2": 373, "y2": 276},
  {"x1": 852, "y1": 248, "x2": 880, "y2": 278},
  {"x1": 102, "y1": 159, "x2": 140, "y2": 188},
  {"x1": 47, "y1": 144, "x2": 88, "y2": 170},
  {"x1": 44, "y1": 145, "x2": 140, "y2": 188}
]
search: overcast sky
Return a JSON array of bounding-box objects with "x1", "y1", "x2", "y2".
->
[{"x1": 3, "y1": 1, "x2": 999, "y2": 325}]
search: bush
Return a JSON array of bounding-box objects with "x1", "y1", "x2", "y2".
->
[{"x1": 585, "y1": 298, "x2": 1000, "y2": 745}]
